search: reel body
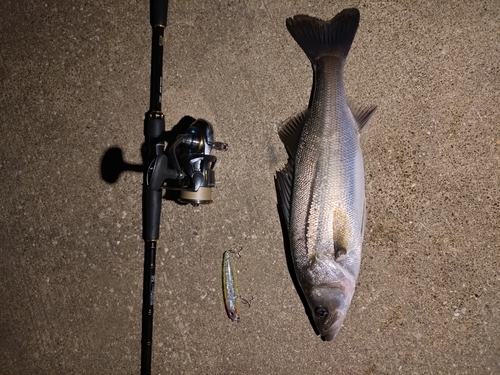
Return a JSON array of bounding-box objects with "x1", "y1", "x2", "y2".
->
[{"x1": 147, "y1": 118, "x2": 227, "y2": 205}]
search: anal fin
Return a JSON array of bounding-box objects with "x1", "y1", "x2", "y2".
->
[{"x1": 347, "y1": 99, "x2": 377, "y2": 132}]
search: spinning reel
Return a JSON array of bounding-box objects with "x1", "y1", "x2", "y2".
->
[{"x1": 146, "y1": 118, "x2": 227, "y2": 206}]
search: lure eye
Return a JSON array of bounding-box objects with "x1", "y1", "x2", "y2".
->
[
  {"x1": 229, "y1": 311, "x2": 240, "y2": 322},
  {"x1": 315, "y1": 306, "x2": 329, "y2": 319}
]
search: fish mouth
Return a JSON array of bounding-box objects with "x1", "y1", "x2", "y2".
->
[
  {"x1": 307, "y1": 286, "x2": 350, "y2": 341},
  {"x1": 320, "y1": 314, "x2": 345, "y2": 341},
  {"x1": 320, "y1": 317, "x2": 344, "y2": 341}
]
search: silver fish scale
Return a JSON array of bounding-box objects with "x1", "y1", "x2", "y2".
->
[{"x1": 290, "y1": 57, "x2": 365, "y2": 283}]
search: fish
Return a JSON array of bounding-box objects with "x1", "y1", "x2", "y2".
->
[
  {"x1": 222, "y1": 249, "x2": 242, "y2": 322},
  {"x1": 275, "y1": 8, "x2": 376, "y2": 341}
]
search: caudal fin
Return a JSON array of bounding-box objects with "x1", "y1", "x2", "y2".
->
[{"x1": 286, "y1": 8, "x2": 360, "y2": 62}]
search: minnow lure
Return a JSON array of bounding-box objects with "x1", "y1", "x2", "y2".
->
[{"x1": 222, "y1": 248, "x2": 248, "y2": 322}]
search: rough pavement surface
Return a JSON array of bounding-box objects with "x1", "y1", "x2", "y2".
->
[{"x1": 1, "y1": 1, "x2": 499, "y2": 374}]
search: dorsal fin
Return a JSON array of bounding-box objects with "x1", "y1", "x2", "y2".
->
[
  {"x1": 275, "y1": 161, "x2": 294, "y2": 229},
  {"x1": 278, "y1": 109, "x2": 308, "y2": 158}
]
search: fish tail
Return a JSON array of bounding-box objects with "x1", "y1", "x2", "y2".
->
[{"x1": 286, "y1": 8, "x2": 360, "y2": 61}]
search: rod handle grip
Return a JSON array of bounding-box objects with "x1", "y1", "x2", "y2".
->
[
  {"x1": 150, "y1": 0, "x2": 168, "y2": 27},
  {"x1": 143, "y1": 188, "x2": 162, "y2": 241}
]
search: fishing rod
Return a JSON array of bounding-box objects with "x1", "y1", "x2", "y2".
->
[{"x1": 141, "y1": 1, "x2": 227, "y2": 374}]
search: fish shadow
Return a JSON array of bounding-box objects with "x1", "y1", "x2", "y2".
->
[{"x1": 274, "y1": 178, "x2": 320, "y2": 337}]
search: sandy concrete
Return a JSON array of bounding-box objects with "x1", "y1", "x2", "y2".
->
[{"x1": 1, "y1": 1, "x2": 499, "y2": 374}]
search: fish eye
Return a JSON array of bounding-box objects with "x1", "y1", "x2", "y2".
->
[{"x1": 315, "y1": 306, "x2": 329, "y2": 318}]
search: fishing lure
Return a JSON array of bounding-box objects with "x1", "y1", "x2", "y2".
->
[
  {"x1": 222, "y1": 248, "x2": 241, "y2": 322},
  {"x1": 222, "y1": 248, "x2": 253, "y2": 322}
]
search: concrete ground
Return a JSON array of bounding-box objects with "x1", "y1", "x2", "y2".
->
[{"x1": 1, "y1": 1, "x2": 499, "y2": 374}]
